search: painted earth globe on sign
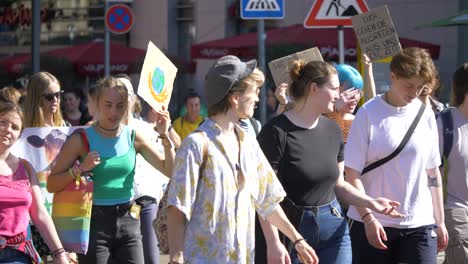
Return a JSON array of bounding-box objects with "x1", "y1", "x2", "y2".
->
[{"x1": 151, "y1": 67, "x2": 165, "y2": 95}]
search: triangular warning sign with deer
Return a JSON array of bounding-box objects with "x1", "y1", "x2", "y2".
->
[{"x1": 304, "y1": 0, "x2": 369, "y2": 28}]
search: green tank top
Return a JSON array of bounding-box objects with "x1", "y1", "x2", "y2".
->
[{"x1": 85, "y1": 126, "x2": 136, "y2": 205}]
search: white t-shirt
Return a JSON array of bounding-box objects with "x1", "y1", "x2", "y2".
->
[
  {"x1": 345, "y1": 95, "x2": 440, "y2": 228},
  {"x1": 129, "y1": 118, "x2": 169, "y2": 201}
]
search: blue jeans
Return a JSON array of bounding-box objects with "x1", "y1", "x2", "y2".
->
[
  {"x1": 135, "y1": 196, "x2": 160, "y2": 264},
  {"x1": 349, "y1": 220, "x2": 437, "y2": 264},
  {"x1": 0, "y1": 248, "x2": 31, "y2": 264},
  {"x1": 291, "y1": 199, "x2": 352, "y2": 264},
  {"x1": 78, "y1": 203, "x2": 143, "y2": 264}
]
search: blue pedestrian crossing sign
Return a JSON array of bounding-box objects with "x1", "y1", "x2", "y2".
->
[{"x1": 241, "y1": 0, "x2": 284, "y2": 19}]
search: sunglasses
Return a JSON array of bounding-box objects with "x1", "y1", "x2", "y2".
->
[{"x1": 42, "y1": 91, "x2": 63, "y2": 102}]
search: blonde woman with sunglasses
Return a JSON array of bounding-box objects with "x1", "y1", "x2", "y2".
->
[
  {"x1": 22, "y1": 71, "x2": 69, "y2": 262},
  {"x1": 23, "y1": 72, "x2": 66, "y2": 128}
]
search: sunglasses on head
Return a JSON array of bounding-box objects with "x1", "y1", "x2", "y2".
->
[{"x1": 42, "y1": 91, "x2": 63, "y2": 101}]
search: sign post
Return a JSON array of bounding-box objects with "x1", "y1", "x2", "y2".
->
[
  {"x1": 304, "y1": 0, "x2": 369, "y2": 64},
  {"x1": 104, "y1": 2, "x2": 134, "y2": 76},
  {"x1": 240, "y1": 0, "x2": 284, "y2": 125}
]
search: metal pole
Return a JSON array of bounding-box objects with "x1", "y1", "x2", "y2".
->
[
  {"x1": 338, "y1": 25, "x2": 345, "y2": 64},
  {"x1": 104, "y1": 1, "x2": 110, "y2": 77},
  {"x1": 258, "y1": 19, "x2": 267, "y2": 124},
  {"x1": 31, "y1": 0, "x2": 41, "y2": 73}
]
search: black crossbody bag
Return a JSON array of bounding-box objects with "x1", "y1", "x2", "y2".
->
[{"x1": 362, "y1": 103, "x2": 426, "y2": 174}]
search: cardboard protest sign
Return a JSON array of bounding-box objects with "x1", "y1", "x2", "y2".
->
[
  {"x1": 268, "y1": 47, "x2": 323, "y2": 87},
  {"x1": 137, "y1": 41, "x2": 178, "y2": 111},
  {"x1": 352, "y1": 5, "x2": 401, "y2": 61}
]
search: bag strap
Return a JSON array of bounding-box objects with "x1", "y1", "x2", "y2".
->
[
  {"x1": 362, "y1": 102, "x2": 426, "y2": 175},
  {"x1": 20, "y1": 158, "x2": 33, "y2": 182},
  {"x1": 78, "y1": 130, "x2": 90, "y2": 153}
]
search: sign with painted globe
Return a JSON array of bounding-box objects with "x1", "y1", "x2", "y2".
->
[{"x1": 137, "y1": 41, "x2": 178, "y2": 111}]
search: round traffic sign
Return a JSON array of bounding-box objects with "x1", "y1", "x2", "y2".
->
[{"x1": 105, "y1": 4, "x2": 134, "y2": 34}]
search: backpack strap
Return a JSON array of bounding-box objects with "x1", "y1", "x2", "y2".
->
[{"x1": 440, "y1": 108, "x2": 454, "y2": 163}]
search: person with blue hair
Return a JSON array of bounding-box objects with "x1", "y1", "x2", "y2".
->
[
  {"x1": 335, "y1": 64, "x2": 363, "y2": 91},
  {"x1": 324, "y1": 63, "x2": 363, "y2": 142}
]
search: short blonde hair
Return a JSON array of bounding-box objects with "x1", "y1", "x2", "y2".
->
[
  {"x1": 208, "y1": 67, "x2": 264, "y2": 116},
  {"x1": 390, "y1": 47, "x2": 437, "y2": 84}
]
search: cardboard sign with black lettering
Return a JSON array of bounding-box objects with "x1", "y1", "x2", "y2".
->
[
  {"x1": 352, "y1": 5, "x2": 401, "y2": 61},
  {"x1": 268, "y1": 47, "x2": 323, "y2": 87}
]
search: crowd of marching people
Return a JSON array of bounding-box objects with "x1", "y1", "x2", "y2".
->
[{"x1": 0, "y1": 46, "x2": 467, "y2": 264}]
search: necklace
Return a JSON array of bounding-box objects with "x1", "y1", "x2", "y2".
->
[
  {"x1": 384, "y1": 92, "x2": 391, "y2": 105},
  {"x1": 96, "y1": 121, "x2": 120, "y2": 132}
]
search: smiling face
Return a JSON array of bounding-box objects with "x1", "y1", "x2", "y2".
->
[
  {"x1": 390, "y1": 73, "x2": 426, "y2": 106},
  {"x1": 0, "y1": 110, "x2": 22, "y2": 149},
  {"x1": 96, "y1": 87, "x2": 127, "y2": 129},
  {"x1": 40, "y1": 81, "x2": 61, "y2": 115},
  {"x1": 314, "y1": 73, "x2": 340, "y2": 114}
]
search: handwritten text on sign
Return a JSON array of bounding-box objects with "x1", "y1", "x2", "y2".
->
[{"x1": 352, "y1": 5, "x2": 401, "y2": 61}]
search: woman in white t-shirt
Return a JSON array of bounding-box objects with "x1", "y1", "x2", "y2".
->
[{"x1": 345, "y1": 47, "x2": 449, "y2": 264}]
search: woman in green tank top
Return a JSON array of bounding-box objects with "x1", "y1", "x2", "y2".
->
[{"x1": 47, "y1": 76, "x2": 175, "y2": 264}]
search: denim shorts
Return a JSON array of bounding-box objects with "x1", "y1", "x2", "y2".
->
[
  {"x1": 349, "y1": 220, "x2": 437, "y2": 264},
  {"x1": 291, "y1": 199, "x2": 352, "y2": 264}
]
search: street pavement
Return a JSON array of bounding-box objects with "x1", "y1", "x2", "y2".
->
[{"x1": 160, "y1": 253, "x2": 446, "y2": 263}]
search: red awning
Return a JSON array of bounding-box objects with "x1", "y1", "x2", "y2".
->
[
  {"x1": 1, "y1": 41, "x2": 196, "y2": 76},
  {"x1": 191, "y1": 24, "x2": 440, "y2": 61}
]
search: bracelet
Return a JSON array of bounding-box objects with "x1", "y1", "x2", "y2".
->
[
  {"x1": 293, "y1": 237, "x2": 306, "y2": 247},
  {"x1": 279, "y1": 102, "x2": 287, "y2": 106},
  {"x1": 68, "y1": 168, "x2": 76, "y2": 179},
  {"x1": 158, "y1": 134, "x2": 172, "y2": 147},
  {"x1": 361, "y1": 212, "x2": 372, "y2": 220},
  {"x1": 72, "y1": 164, "x2": 81, "y2": 188},
  {"x1": 364, "y1": 218, "x2": 376, "y2": 226},
  {"x1": 52, "y1": 248, "x2": 65, "y2": 257}
]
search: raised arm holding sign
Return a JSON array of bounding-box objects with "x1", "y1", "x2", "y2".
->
[{"x1": 352, "y1": 5, "x2": 402, "y2": 61}]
